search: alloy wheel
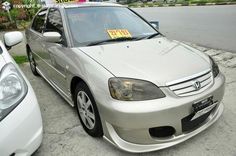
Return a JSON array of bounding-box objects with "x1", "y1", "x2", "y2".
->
[{"x1": 77, "y1": 91, "x2": 96, "y2": 129}]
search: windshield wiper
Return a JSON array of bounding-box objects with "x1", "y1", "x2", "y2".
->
[
  {"x1": 146, "y1": 33, "x2": 160, "y2": 39},
  {"x1": 87, "y1": 37, "x2": 139, "y2": 46}
]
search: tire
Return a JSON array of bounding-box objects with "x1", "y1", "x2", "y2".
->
[
  {"x1": 27, "y1": 49, "x2": 39, "y2": 76},
  {"x1": 74, "y1": 82, "x2": 103, "y2": 137}
]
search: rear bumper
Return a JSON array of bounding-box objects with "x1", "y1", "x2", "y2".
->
[
  {"x1": 0, "y1": 85, "x2": 43, "y2": 156},
  {"x1": 98, "y1": 73, "x2": 225, "y2": 153}
]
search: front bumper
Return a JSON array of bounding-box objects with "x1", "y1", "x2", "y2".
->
[
  {"x1": 0, "y1": 85, "x2": 43, "y2": 156},
  {"x1": 98, "y1": 73, "x2": 225, "y2": 153}
]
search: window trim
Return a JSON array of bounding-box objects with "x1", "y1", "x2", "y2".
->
[
  {"x1": 128, "y1": 7, "x2": 163, "y2": 36},
  {"x1": 31, "y1": 8, "x2": 48, "y2": 34},
  {"x1": 61, "y1": 7, "x2": 74, "y2": 48},
  {"x1": 45, "y1": 7, "x2": 68, "y2": 47}
]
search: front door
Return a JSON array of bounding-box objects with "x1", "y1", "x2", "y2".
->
[{"x1": 43, "y1": 8, "x2": 69, "y2": 94}]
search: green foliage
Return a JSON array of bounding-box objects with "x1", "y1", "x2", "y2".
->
[
  {"x1": 10, "y1": 8, "x2": 19, "y2": 21},
  {"x1": 17, "y1": 20, "x2": 30, "y2": 29},
  {"x1": 23, "y1": 0, "x2": 41, "y2": 20},
  {"x1": 0, "y1": 7, "x2": 18, "y2": 29},
  {"x1": 152, "y1": 2, "x2": 162, "y2": 5},
  {"x1": 128, "y1": 4, "x2": 138, "y2": 7},
  {"x1": 13, "y1": 55, "x2": 28, "y2": 64},
  {"x1": 128, "y1": 2, "x2": 140, "y2": 7},
  {"x1": 190, "y1": 0, "x2": 207, "y2": 4},
  {"x1": 0, "y1": 0, "x2": 41, "y2": 30},
  {"x1": 181, "y1": 1, "x2": 190, "y2": 5},
  {"x1": 0, "y1": 10, "x2": 7, "y2": 17}
]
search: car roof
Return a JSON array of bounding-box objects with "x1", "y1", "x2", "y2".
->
[{"x1": 47, "y1": 2, "x2": 123, "y2": 9}]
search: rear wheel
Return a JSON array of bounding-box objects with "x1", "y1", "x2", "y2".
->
[
  {"x1": 27, "y1": 49, "x2": 39, "y2": 76},
  {"x1": 74, "y1": 82, "x2": 103, "y2": 137}
]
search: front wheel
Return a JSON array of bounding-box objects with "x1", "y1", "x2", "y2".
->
[{"x1": 74, "y1": 82, "x2": 103, "y2": 137}]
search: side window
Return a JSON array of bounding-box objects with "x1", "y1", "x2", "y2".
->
[
  {"x1": 32, "y1": 9, "x2": 47, "y2": 33},
  {"x1": 45, "y1": 8, "x2": 67, "y2": 46}
]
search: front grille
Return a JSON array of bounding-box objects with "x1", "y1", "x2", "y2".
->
[{"x1": 167, "y1": 69, "x2": 213, "y2": 97}]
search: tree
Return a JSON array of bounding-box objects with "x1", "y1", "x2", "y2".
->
[{"x1": 23, "y1": 0, "x2": 41, "y2": 20}]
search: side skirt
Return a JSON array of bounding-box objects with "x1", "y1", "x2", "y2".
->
[{"x1": 36, "y1": 66, "x2": 74, "y2": 107}]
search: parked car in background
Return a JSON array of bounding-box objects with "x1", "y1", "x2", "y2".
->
[
  {"x1": 0, "y1": 31, "x2": 43, "y2": 156},
  {"x1": 26, "y1": 2, "x2": 225, "y2": 153}
]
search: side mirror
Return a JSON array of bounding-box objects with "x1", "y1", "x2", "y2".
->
[
  {"x1": 4, "y1": 31, "x2": 23, "y2": 50},
  {"x1": 43, "y1": 32, "x2": 61, "y2": 43},
  {"x1": 150, "y1": 21, "x2": 159, "y2": 30}
]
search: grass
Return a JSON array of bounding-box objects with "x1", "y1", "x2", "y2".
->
[{"x1": 13, "y1": 55, "x2": 28, "y2": 64}]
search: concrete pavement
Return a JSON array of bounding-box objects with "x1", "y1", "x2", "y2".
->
[
  {"x1": 18, "y1": 43, "x2": 236, "y2": 156},
  {"x1": 134, "y1": 5, "x2": 236, "y2": 53}
]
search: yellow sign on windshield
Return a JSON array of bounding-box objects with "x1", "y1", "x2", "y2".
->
[{"x1": 107, "y1": 29, "x2": 132, "y2": 39}]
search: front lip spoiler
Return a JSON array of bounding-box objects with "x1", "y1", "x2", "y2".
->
[{"x1": 103, "y1": 104, "x2": 224, "y2": 153}]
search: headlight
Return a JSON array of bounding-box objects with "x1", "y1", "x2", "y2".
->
[
  {"x1": 209, "y1": 56, "x2": 219, "y2": 77},
  {"x1": 108, "y1": 78, "x2": 165, "y2": 101},
  {"x1": 0, "y1": 63, "x2": 28, "y2": 121}
]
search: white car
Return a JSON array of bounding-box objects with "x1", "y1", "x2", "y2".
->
[{"x1": 0, "y1": 31, "x2": 43, "y2": 156}]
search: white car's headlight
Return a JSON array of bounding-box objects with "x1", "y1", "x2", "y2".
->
[
  {"x1": 109, "y1": 78, "x2": 165, "y2": 101},
  {"x1": 0, "y1": 63, "x2": 28, "y2": 121}
]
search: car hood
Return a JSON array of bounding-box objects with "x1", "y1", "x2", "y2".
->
[{"x1": 78, "y1": 37, "x2": 211, "y2": 86}]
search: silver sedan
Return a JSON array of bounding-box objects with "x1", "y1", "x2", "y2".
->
[{"x1": 25, "y1": 2, "x2": 225, "y2": 153}]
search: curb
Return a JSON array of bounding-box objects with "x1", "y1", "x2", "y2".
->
[{"x1": 186, "y1": 42, "x2": 236, "y2": 68}]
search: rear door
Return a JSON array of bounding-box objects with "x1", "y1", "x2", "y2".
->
[{"x1": 28, "y1": 9, "x2": 52, "y2": 79}]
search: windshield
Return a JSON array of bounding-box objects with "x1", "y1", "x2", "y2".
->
[{"x1": 65, "y1": 7, "x2": 157, "y2": 47}]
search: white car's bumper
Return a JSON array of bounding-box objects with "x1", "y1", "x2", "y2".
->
[{"x1": 0, "y1": 84, "x2": 43, "y2": 156}]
